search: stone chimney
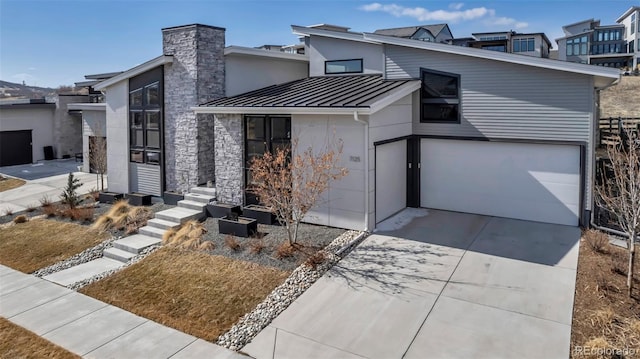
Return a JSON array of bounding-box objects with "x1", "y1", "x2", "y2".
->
[{"x1": 162, "y1": 24, "x2": 225, "y2": 193}]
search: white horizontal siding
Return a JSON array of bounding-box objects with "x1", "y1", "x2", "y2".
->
[
  {"x1": 129, "y1": 163, "x2": 161, "y2": 196},
  {"x1": 385, "y1": 44, "x2": 596, "y2": 214},
  {"x1": 385, "y1": 44, "x2": 593, "y2": 142}
]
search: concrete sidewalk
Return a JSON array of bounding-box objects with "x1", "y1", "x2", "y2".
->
[
  {"x1": 0, "y1": 265, "x2": 245, "y2": 359},
  {"x1": 0, "y1": 171, "x2": 103, "y2": 214}
]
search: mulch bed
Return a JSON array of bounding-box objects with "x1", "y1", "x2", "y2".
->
[{"x1": 570, "y1": 238, "x2": 640, "y2": 358}]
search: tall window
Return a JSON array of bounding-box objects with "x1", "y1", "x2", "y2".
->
[
  {"x1": 513, "y1": 38, "x2": 535, "y2": 52},
  {"x1": 244, "y1": 115, "x2": 291, "y2": 204},
  {"x1": 420, "y1": 68, "x2": 460, "y2": 123},
  {"x1": 631, "y1": 14, "x2": 636, "y2": 35},
  {"x1": 566, "y1": 36, "x2": 588, "y2": 56},
  {"x1": 130, "y1": 81, "x2": 161, "y2": 165}
]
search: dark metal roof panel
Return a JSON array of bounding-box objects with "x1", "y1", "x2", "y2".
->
[{"x1": 202, "y1": 75, "x2": 416, "y2": 108}]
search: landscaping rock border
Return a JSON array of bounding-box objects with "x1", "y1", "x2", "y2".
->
[
  {"x1": 216, "y1": 230, "x2": 367, "y2": 351},
  {"x1": 68, "y1": 245, "x2": 160, "y2": 290},
  {"x1": 32, "y1": 235, "x2": 120, "y2": 278}
]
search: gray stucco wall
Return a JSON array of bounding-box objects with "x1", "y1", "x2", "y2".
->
[
  {"x1": 213, "y1": 114, "x2": 243, "y2": 205},
  {"x1": 163, "y1": 24, "x2": 225, "y2": 193},
  {"x1": 105, "y1": 80, "x2": 130, "y2": 194}
]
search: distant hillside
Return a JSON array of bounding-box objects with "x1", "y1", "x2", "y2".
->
[
  {"x1": 0, "y1": 80, "x2": 56, "y2": 99},
  {"x1": 600, "y1": 75, "x2": 640, "y2": 118}
]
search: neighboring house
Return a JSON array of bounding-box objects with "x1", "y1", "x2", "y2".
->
[
  {"x1": 374, "y1": 24, "x2": 454, "y2": 43},
  {"x1": 556, "y1": 19, "x2": 631, "y2": 68},
  {"x1": 91, "y1": 24, "x2": 308, "y2": 197},
  {"x1": 69, "y1": 72, "x2": 120, "y2": 173},
  {"x1": 0, "y1": 94, "x2": 88, "y2": 166},
  {"x1": 556, "y1": 7, "x2": 640, "y2": 69},
  {"x1": 617, "y1": 6, "x2": 640, "y2": 69},
  {"x1": 194, "y1": 24, "x2": 619, "y2": 231},
  {"x1": 457, "y1": 31, "x2": 551, "y2": 58}
]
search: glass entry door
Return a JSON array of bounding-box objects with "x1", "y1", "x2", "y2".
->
[{"x1": 244, "y1": 115, "x2": 291, "y2": 205}]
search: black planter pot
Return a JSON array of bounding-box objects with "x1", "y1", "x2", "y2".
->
[
  {"x1": 206, "y1": 202, "x2": 242, "y2": 218},
  {"x1": 163, "y1": 191, "x2": 184, "y2": 206},
  {"x1": 98, "y1": 192, "x2": 124, "y2": 204},
  {"x1": 243, "y1": 205, "x2": 277, "y2": 225},
  {"x1": 127, "y1": 193, "x2": 152, "y2": 206},
  {"x1": 218, "y1": 215, "x2": 257, "y2": 237}
]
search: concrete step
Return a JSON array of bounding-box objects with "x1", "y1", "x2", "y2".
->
[
  {"x1": 178, "y1": 199, "x2": 207, "y2": 211},
  {"x1": 147, "y1": 218, "x2": 181, "y2": 230},
  {"x1": 43, "y1": 258, "x2": 124, "y2": 286},
  {"x1": 103, "y1": 247, "x2": 137, "y2": 263},
  {"x1": 190, "y1": 186, "x2": 216, "y2": 197},
  {"x1": 112, "y1": 234, "x2": 161, "y2": 254},
  {"x1": 155, "y1": 207, "x2": 204, "y2": 223},
  {"x1": 184, "y1": 192, "x2": 214, "y2": 204},
  {"x1": 139, "y1": 226, "x2": 166, "y2": 239}
]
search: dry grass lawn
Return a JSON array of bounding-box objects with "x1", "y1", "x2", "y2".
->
[
  {"x1": 0, "y1": 177, "x2": 25, "y2": 192},
  {"x1": 600, "y1": 76, "x2": 640, "y2": 118},
  {"x1": 0, "y1": 219, "x2": 108, "y2": 273},
  {"x1": 0, "y1": 317, "x2": 80, "y2": 359},
  {"x1": 571, "y1": 237, "x2": 640, "y2": 358},
  {"x1": 80, "y1": 247, "x2": 291, "y2": 341}
]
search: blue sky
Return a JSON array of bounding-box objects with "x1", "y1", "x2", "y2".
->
[{"x1": 0, "y1": 0, "x2": 637, "y2": 88}]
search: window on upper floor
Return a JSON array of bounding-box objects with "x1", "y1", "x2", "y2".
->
[
  {"x1": 632, "y1": 14, "x2": 636, "y2": 35},
  {"x1": 420, "y1": 68, "x2": 460, "y2": 123},
  {"x1": 325, "y1": 59, "x2": 363, "y2": 74},
  {"x1": 513, "y1": 38, "x2": 535, "y2": 52},
  {"x1": 566, "y1": 36, "x2": 588, "y2": 56},
  {"x1": 129, "y1": 81, "x2": 162, "y2": 165}
]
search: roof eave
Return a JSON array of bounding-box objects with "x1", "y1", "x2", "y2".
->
[
  {"x1": 93, "y1": 55, "x2": 173, "y2": 91},
  {"x1": 193, "y1": 106, "x2": 371, "y2": 115},
  {"x1": 369, "y1": 81, "x2": 420, "y2": 114}
]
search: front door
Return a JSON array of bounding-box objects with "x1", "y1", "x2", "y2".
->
[
  {"x1": 0, "y1": 130, "x2": 32, "y2": 166},
  {"x1": 244, "y1": 115, "x2": 291, "y2": 205}
]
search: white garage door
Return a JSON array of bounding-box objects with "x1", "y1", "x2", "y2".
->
[
  {"x1": 420, "y1": 139, "x2": 580, "y2": 226},
  {"x1": 376, "y1": 140, "x2": 407, "y2": 223}
]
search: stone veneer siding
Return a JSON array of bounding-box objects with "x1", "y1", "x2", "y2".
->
[
  {"x1": 55, "y1": 95, "x2": 88, "y2": 158},
  {"x1": 162, "y1": 24, "x2": 225, "y2": 193},
  {"x1": 214, "y1": 114, "x2": 243, "y2": 205}
]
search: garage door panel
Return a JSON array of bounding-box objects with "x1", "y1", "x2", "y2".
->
[
  {"x1": 420, "y1": 139, "x2": 580, "y2": 226},
  {"x1": 376, "y1": 140, "x2": 407, "y2": 223}
]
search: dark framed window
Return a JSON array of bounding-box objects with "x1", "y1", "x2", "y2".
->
[
  {"x1": 325, "y1": 59, "x2": 363, "y2": 74},
  {"x1": 513, "y1": 38, "x2": 535, "y2": 52},
  {"x1": 481, "y1": 45, "x2": 506, "y2": 52},
  {"x1": 244, "y1": 115, "x2": 291, "y2": 204},
  {"x1": 420, "y1": 68, "x2": 460, "y2": 123},
  {"x1": 129, "y1": 80, "x2": 162, "y2": 165}
]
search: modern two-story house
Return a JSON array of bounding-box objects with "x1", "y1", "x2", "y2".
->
[
  {"x1": 195, "y1": 24, "x2": 619, "y2": 231},
  {"x1": 90, "y1": 24, "x2": 308, "y2": 197}
]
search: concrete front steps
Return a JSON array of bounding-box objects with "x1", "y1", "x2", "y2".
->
[{"x1": 43, "y1": 187, "x2": 215, "y2": 287}]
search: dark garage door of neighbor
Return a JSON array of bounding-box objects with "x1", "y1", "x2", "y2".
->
[{"x1": 0, "y1": 130, "x2": 33, "y2": 166}]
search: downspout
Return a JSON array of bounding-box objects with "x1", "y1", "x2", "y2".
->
[{"x1": 353, "y1": 111, "x2": 370, "y2": 232}]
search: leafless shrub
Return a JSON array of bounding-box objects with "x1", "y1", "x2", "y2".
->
[
  {"x1": 584, "y1": 229, "x2": 610, "y2": 253},
  {"x1": 224, "y1": 235, "x2": 241, "y2": 251},
  {"x1": 13, "y1": 215, "x2": 28, "y2": 224}
]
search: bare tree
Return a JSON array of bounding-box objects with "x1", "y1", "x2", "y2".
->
[
  {"x1": 596, "y1": 127, "x2": 639, "y2": 297},
  {"x1": 89, "y1": 128, "x2": 107, "y2": 191},
  {"x1": 249, "y1": 136, "x2": 348, "y2": 245}
]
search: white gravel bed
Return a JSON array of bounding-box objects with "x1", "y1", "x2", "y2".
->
[
  {"x1": 216, "y1": 230, "x2": 367, "y2": 351},
  {"x1": 68, "y1": 245, "x2": 160, "y2": 290}
]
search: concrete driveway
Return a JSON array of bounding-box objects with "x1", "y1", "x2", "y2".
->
[
  {"x1": 0, "y1": 160, "x2": 106, "y2": 213},
  {"x1": 243, "y1": 209, "x2": 580, "y2": 359}
]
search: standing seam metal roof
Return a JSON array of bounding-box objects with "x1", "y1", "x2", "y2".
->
[{"x1": 201, "y1": 75, "x2": 417, "y2": 108}]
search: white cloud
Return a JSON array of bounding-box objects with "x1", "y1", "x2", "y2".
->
[
  {"x1": 486, "y1": 16, "x2": 528, "y2": 29},
  {"x1": 359, "y1": 2, "x2": 489, "y2": 23},
  {"x1": 360, "y1": 2, "x2": 528, "y2": 29}
]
